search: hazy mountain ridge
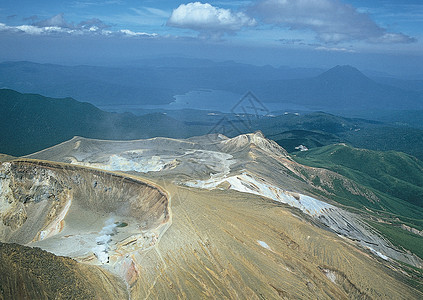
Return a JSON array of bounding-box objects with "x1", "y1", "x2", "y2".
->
[
  {"x1": 0, "y1": 60, "x2": 309, "y2": 106},
  {"x1": 1, "y1": 60, "x2": 422, "y2": 112},
  {"x1": 247, "y1": 65, "x2": 423, "y2": 110}
]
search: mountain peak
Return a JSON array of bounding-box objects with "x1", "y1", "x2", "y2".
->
[
  {"x1": 220, "y1": 131, "x2": 289, "y2": 158},
  {"x1": 318, "y1": 65, "x2": 370, "y2": 82}
]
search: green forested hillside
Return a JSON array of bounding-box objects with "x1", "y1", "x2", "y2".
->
[{"x1": 0, "y1": 89, "x2": 200, "y2": 156}]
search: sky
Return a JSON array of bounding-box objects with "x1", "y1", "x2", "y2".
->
[{"x1": 1, "y1": 0, "x2": 422, "y2": 76}]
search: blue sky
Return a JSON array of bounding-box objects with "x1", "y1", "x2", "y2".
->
[{"x1": 1, "y1": 0, "x2": 422, "y2": 75}]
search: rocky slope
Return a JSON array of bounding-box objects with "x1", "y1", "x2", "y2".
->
[
  {"x1": 0, "y1": 159, "x2": 170, "y2": 298},
  {"x1": 29, "y1": 132, "x2": 421, "y2": 267},
  {"x1": 0, "y1": 242, "x2": 128, "y2": 299},
  {"x1": 0, "y1": 132, "x2": 422, "y2": 298}
]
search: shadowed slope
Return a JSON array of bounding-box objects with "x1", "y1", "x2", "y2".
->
[{"x1": 0, "y1": 242, "x2": 128, "y2": 300}]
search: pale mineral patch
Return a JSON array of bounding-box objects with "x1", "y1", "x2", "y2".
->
[
  {"x1": 186, "y1": 171, "x2": 333, "y2": 217},
  {"x1": 368, "y1": 247, "x2": 389, "y2": 261},
  {"x1": 258, "y1": 240, "x2": 272, "y2": 251}
]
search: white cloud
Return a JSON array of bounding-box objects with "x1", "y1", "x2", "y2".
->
[
  {"x1": 315, "y1": 46, "x2": 356, "y2": 53},
  {"x1": 370, "y1": 33, "x2": 417, "y2": 44},
  {"x1": 119, "y1": 29, "x2": 158, "y2": 37},
  {"x1": 19, "y1": 25, "x2": 73, "y2": 35},
  {"x1": 167, "y1": 2, "x2": 256, "y2": 37},
  {"x1": 251, "y1": 0, "x2": 416, "y2": 44},
  {"x1": 0, "y1": 23, "x2": 75, "y2": 35},
  {"x1": 0, "y1": 14, "x2": 158, "y2": 38},
  {"x1": 14, "y1": 25, "x2": 44, "y2": 35}
]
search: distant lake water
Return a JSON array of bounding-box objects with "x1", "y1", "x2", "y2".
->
[{"x1": 98, "y1": 89, "x2": 315, "y2": 115}]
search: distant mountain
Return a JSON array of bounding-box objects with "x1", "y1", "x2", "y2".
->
[
  {"x1": 319, "y1": 65, "x2": 370, "y2": 83},
  {"x1": 0, "y1": 60, "x2": 318, "y2": 107},
  {"x1": 316, "y1": 65, "x2": 378, "y2": 93},
  {"x1": 3, "y1": 60, "x2": 421, "y2": 112},
  {"x1": 250, "y1": 65, "x2": 423, "y2": 110},
  {"x1": 0, "y1": 61, "x2": 177, "y2": 105},
  {"x1": 0, "y1": 89, "x2": 200, "y2": 156}
]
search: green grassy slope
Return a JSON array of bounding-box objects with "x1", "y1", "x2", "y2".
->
[
  {"x1": 294, "y1": 144, "x2": 423, "y2": 209},
  {"x1": 293, "y1": 144, "x2": 423, "y2": 258}
]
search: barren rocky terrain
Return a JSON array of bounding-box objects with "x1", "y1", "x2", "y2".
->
[{"x1": 1, "y1": 132, "x2": 422, "y2": 299}]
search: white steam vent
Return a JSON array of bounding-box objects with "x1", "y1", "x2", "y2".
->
[{"x1": 92, "y1": 218, "x2": 118, "y2": 264}]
